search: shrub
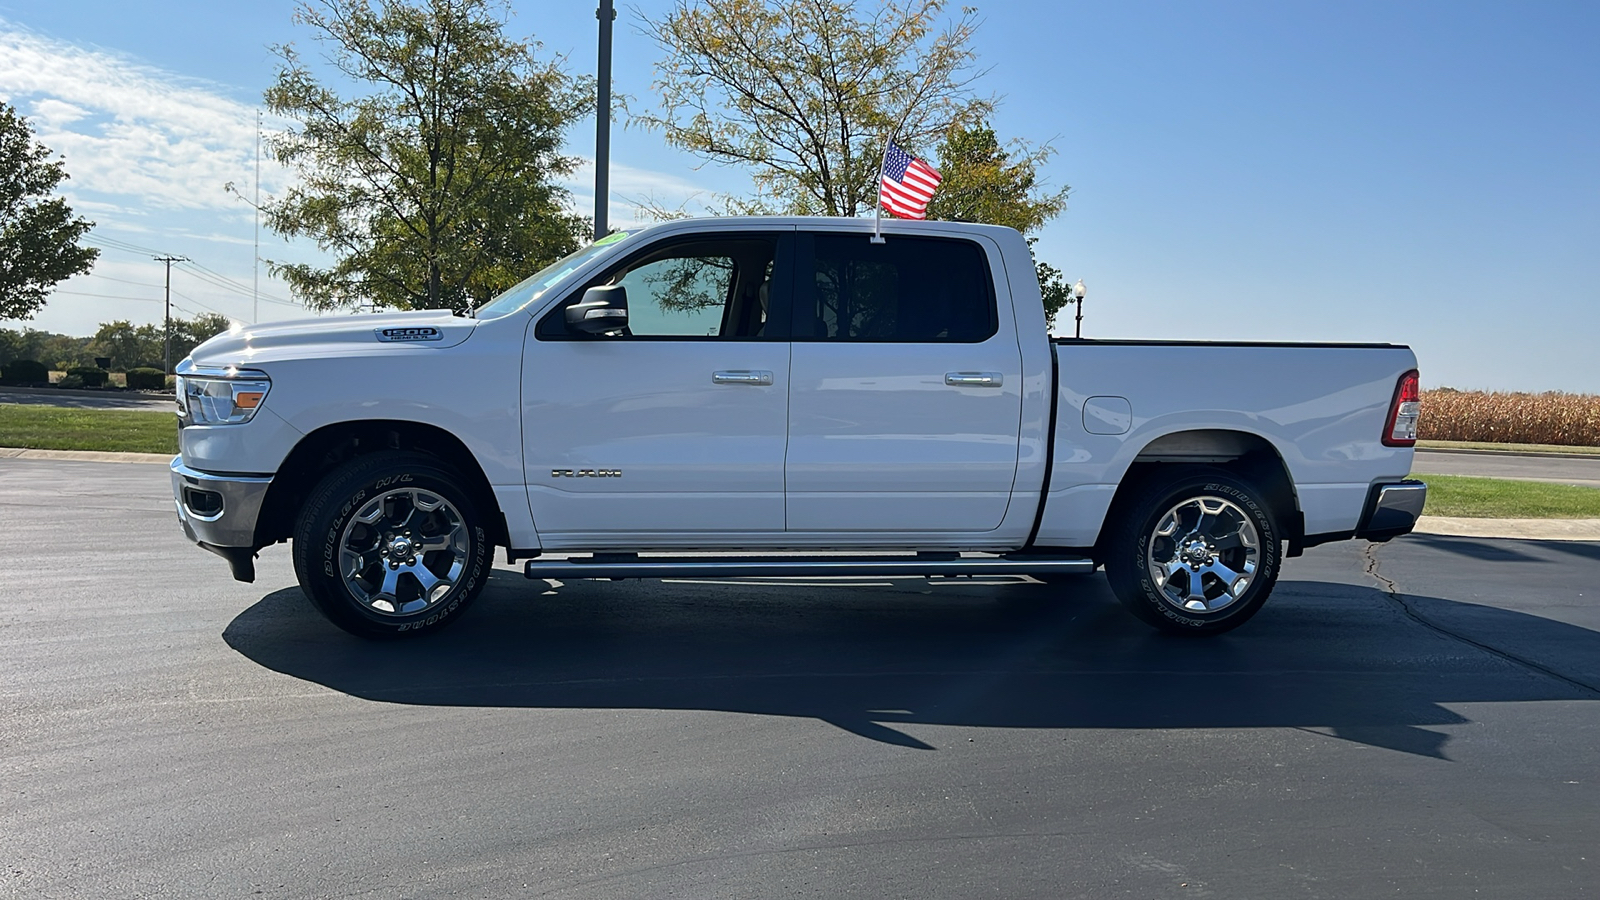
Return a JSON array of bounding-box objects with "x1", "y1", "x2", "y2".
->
[
  {"x1": 58, "y1": 374, "x2": 84, "y2": 389},
  {"x1": 0, "y1": 359, "x2": 49, "y2": 385},
  {"x1": 1421, "y1": 389, "x2": 1600, "y2": 447},
  {"x1": 66, "y1": 366, "x2": 109, "y2": 388},
  {"x1": 125, "y1": 367, "x2": 166, "y2": 390}
]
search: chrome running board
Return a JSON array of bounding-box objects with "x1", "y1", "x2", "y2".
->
[{"x1": 524, "y1": 552, "x2": 1095, "y2": 580}]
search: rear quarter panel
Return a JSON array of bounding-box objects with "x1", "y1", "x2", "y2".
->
[{"x1": 1035, "y1": 343, "x2": 1418, "y2": 546}]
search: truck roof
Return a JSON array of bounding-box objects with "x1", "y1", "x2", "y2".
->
[{"x1": 629, "y1": 215, "x2": 1026, "y2": 242}]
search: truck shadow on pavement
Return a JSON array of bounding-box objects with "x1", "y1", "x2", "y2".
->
[
  {"x1": 223, "y1": 569, "x2": 1600, "y2": 759},
  {"x1": 1406, "y1": 533, "x2": 1600, "y2": 563}
]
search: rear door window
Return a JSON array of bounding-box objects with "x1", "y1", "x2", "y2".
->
[{"x1": 795, "y1": 234, "x2": 997, "y2": 342}]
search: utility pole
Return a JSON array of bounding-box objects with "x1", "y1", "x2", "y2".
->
[
  {"x1": 594, "y1": 0, "x2": 615, "y2": 241},
  {"x1": 154, "y1": 255, "x2": 188, "y2": 376}
]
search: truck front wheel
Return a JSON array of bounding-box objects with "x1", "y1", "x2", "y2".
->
[
  {"x1": 1104, "y1": 467, "x2": 1281, "y2": 635},
  {"x1": 292, "y1": 452, "x2": 492, "y2": 638}
]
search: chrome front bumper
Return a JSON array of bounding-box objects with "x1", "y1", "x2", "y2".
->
[
  {"x1": 170, "y1": 456, "x2": 273, "y2": 551},
  {"x1": 1357, "y1": 480, "x2": 1427, "y2": 542}
]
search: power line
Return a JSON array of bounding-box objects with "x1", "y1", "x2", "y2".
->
[
  {"x1": 86, "y1": 235, "x2": 302, "y2": 309},
  {"x1": 175, "y1": 260, "x2": 299, "y2": 308},
  {"x1": 180, "y1": 272, "x2": 302, "y2": 310},
  {"x1": 85, "y1": 235, "x2": 172, "y2": 256},
  {"x1": 169, "y1": 289, "x2": 233, "y2": 319},
  {"x1": 51, "y1": 290, "x2": 160, "y2": 302},
  {"x1": 84, "y1": 272, "x2": 165, "y2": 289}
]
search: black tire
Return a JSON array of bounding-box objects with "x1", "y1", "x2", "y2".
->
[
  {"x1": 292, "y1": 452, "x2": 492, "y2": 639},
  {"x1": 1104, "y1": 467, "x2": 1280, "y2": 636}
]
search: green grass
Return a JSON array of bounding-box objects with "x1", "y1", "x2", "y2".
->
[
  {"x1": 1413, "y1": 473, "x2": 1600, "y2": 519},
  {"x1": 1418, "y1": 439, "x2": 1600, "y2": 456},
  {"x1": 0, "y1": 404, "x2": 177, "y2": 454}
]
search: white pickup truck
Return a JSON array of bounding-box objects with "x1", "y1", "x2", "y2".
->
[{"x1": 170, "y1": 216, "x2": 1425, "y2": 637}]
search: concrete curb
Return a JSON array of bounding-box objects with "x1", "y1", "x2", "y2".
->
[
  {"x1": 0, "y1": 448, "x2": 172, "y2": 465},
  {"x1": 1413, "y1": 516, "x2": 1600, "y2": 542}
]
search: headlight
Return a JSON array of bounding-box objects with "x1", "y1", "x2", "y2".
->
[{"x1": 176, "y1": 371, "x2": 271, "y2": 425}]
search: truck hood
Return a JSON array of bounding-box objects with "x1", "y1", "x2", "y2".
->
[{"x1": 186, "y1": 309, "x2": 477, "y2": 367}]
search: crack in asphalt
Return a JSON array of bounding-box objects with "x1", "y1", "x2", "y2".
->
[{"x1": 1363, "y1": 543, "x2": 1600, "y2": 697}]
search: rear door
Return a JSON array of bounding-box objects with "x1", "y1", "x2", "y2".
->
[
  {"x1": 522, "y1": 231, "x2": 794, "y2": 543},
  {"x1": 784, "y1": 231, "x2": 1025, "y2": 533}
]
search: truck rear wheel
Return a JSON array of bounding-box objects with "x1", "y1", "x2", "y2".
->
[
  {"x1": 1104, "y1": 467, "x2": 1280, "y2": 635},
  {"x1": 292, "y1": 452, "x2": 492, "y2": 638}
]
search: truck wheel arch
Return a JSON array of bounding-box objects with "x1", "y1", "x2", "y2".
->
[
  {"x1": 252, "y1": 420, "x2": 507, "y2": 551},
  {"x1": 1096, "y1": 429, "x2": 1301, "y2": 560}
]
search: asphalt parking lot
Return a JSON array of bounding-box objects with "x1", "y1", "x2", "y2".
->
[{"x1": 3, "y1": 458, "x2": 1598, "y2": 899}]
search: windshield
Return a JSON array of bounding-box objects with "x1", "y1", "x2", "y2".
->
[{"x1": 472, "y1": 231, "x2": 633, "y2": 320}]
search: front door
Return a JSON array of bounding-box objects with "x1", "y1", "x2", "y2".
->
[
  {"x1": 522, "y1": 231, "x2": 793, "y2": 545},
  {"x1": 785, "y1": 231, "x2": 1025, "y2": 533}
]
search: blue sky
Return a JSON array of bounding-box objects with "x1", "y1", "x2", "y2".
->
[{"x1": 1, "y1": 0, "x2": 1595, "y2": 392}]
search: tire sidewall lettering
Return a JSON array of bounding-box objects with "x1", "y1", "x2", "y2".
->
[
  {"x1": 1128, "y1": 475, "x2": 1279, "y2": 630},
  {"x1": 295, "y1": 455, "x2": 492, "y2": 638},
  {"x1": 322, "y1": 487, "x2": 370, "y2": 576}
]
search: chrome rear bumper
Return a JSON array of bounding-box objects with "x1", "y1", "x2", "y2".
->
[{"x1": 1357, "y1": 480, "x2": 1427, "y2": 542}]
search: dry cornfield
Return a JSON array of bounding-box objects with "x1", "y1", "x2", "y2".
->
[{"x1": 1420, "y1": 389, "x2": 1600, "y2": 447}]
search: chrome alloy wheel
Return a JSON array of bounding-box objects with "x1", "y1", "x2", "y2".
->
[
  {"x1": 1145, "y1": 495, "x2": 1261, "y2": 613},
  {"x1": 336, "y1": 488, "x2": 469, "y2": 616}
]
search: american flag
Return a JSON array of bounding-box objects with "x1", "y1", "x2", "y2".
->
[{"x1": 879, "y1": 142, "x2": 942, "y2": 220}]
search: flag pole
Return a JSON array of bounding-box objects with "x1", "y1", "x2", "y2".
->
[
  {"x1": 871, "y1": 138, "x2": 890, "y2": 244},
  {"x1": 873, "y1": 102, "x2": 920, "y2": 243}
]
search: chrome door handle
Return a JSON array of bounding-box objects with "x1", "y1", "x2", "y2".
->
[
  {"x1": 945, "y1": 372, "x2": 1003, "y2": 387},
  {"x1": 713, "y1": 370, "x2": 774, "y2": 386}
]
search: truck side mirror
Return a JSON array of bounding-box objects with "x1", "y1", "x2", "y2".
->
[{"x1": 565, "y1": 285, "x2": 629, "y2": 334}]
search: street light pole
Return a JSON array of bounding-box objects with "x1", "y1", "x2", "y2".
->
[
  {"x1": 594, "y1": 0, "x2": 615, "y2": 241},
  {"x1": 1072, "y1": 279, "x2": 1086, "y2": 339}
]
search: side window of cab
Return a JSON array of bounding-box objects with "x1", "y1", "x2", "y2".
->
[
  {"x1": 538, "y1": 234, "x2": 791, "y2": 340},
  {"x1": 793, "y1": 233, "x2": 997, "y2": 342}
]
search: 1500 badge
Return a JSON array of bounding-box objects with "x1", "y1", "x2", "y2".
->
[
  {"x1": 552, "y1": 469, "x2": 622, "y2": 477},
  {"x1": 375, "y1": 326, "x2": 443, "y2": 342}
]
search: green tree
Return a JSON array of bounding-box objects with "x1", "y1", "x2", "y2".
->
[
  {"x1": 263, "y1": 0, "x2": 589, "y2": 314},
  {"x1": 91, "y1": 320, "x2": 164, "y2": 371},
  {"x1": 91, "y1": 314, "x2": 232, "y2": 370},
  {"x1": 37, "y1": 331, "x2": 94, "y2": 370},
  {"x1": 0, "y1": 327, "x2": 45, "y2": 366},
  {"x1": 1032, "y1": 256, "x2": 1073, "y2": 333},
  {"x1": 0, "y1": 327, "x2": 94, "y2": 369},
  {"x1": 171, "y1": 312, "x2": 234, "y2": 362},
  {"x1": 641, "y1": 0, "x2": 989, "y2": 216},
  {"x1": 0, "y1": 103, "x2": 99, "y2": 320},
  {"x1": 925, "y1": 122, "x2": 1073, "y2": 329}
]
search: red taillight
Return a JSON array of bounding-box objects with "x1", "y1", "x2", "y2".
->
[{"x1": 1383, "y1": 369, "x2": 1420, "y2": 447}]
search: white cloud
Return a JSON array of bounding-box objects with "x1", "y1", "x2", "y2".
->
[
  {"x1": 60, "y1": 197, "x2": 147, "y2": 219},
  {"x1": 0, "y1": 21, "x2": 290, "y2": 211},
  {"x1": 28, "y1": 97, "x2": 88, "y2": 128},
  {"x1": 565, "y1": 157, "x2": 725, "y2": 229}
]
